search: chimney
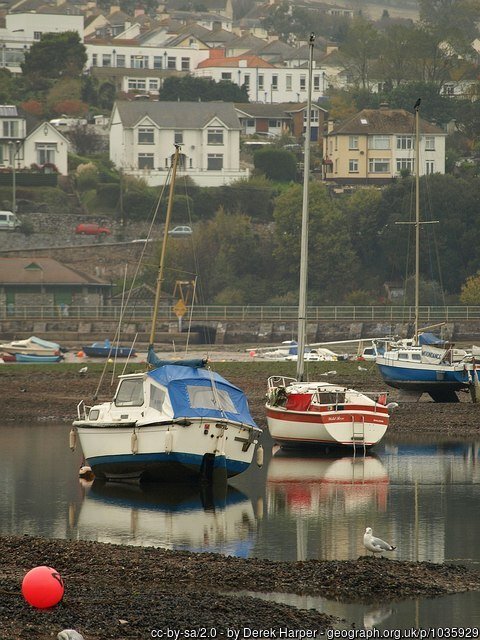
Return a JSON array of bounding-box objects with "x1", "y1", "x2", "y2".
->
[
  {"x1": 209, "y1": 47, "x2": 225, "y2": 59},
  {"x1": 327, "y1": 119, "x2": 335, "y2": 133}
]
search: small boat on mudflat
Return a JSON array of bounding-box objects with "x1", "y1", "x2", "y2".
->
[
  {"x1": 14, "y1": 353, "x2": 63, "y2": 363},
  {"x1": 82, "y1": 340, "x2": 137, "y2": 358},
  {"x1": 0, "y1": 335, "x2": 62, "y2": 357}
]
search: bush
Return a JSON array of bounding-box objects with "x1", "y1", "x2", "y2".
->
[
  {"x1": 17, "y1": 220, "x2": 34, "y2": 236},
  {"x1": 253, "y1": 148, "x2": 297, "y2": 182},
  {"x1": 123, "y1": 188, "x2": 157, "y2": 219},
  {"x1": 75, "y1": 163, "x2": 99, "y2": 191},
  {"x1": 96, "y1": 183, "x2": 120, "y2": 208}
]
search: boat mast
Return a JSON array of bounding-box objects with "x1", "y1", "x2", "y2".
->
[
  {"x1": 296, "y1": 33, "x2": 315, "y2": 382},
  {"x1": 148, "y1": 144, "x2": 181, "y2": 350},
  {"x1": 414, "y1": 102, "x2": 420, "y2": 343}
]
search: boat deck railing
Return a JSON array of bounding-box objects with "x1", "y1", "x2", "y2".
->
[{"x1": 3, "y1": 305, "x2": 480, "y2": 322}]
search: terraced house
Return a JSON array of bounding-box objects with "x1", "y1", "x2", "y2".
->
[{"x1": 323, "y1": 105, "x2": 446, "y2": 185}]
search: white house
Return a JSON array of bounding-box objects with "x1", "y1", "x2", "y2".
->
[
  {"x1": 194, "y1": 52, "x2": 327, "y2": 103},
  {"x1": 85, "y1": 42, "x2": 211, "y2": 95},
  {"x1": 109, "y1": 100, "x2": 249, "y2": 187},
  {"x1": 0, "y1": 106, "x2": 69, "y2": 175}
]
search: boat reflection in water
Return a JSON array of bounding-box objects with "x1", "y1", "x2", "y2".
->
[
  {"x1": 266, "y1": 448, "x2": 389, "y2": 560},
  {"x1": 76, "y1": 481, "x2": 256, "y2": 556}
]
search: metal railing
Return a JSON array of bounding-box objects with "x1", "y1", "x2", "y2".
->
[{"x1": 2, "y1": 305, "x2": 480, "y2": 322}]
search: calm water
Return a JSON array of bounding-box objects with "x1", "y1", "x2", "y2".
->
[{"x1": 1, "y1": 423, "x2": 479, "y2": 630}]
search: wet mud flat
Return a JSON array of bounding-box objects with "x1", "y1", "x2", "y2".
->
[
  {"x1": 1, "y1": 536, "x2": 480, "y2": 640},
  {"x1": 1, "y1": 362, "x2": 480, "y2": 439}
]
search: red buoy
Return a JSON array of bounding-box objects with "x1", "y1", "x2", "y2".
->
[{"x1": 22, "y1": 566, "x2": 65, "y2": 609}]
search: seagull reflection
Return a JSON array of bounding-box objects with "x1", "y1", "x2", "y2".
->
[{"x1": 364, "y1": 606, "x2": 394, "y2": 629}]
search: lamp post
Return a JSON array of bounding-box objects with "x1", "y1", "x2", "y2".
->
[{"x1": 8, "y1": 140, "x2": 21, "y2": 214}]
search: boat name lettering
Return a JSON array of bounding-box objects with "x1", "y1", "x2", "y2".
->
[{"x1": 423, "y1": 350, "x2": 442, "y2": 360}]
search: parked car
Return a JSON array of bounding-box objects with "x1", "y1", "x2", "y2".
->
[
  {"x1": 75, "y1": 223, "x2": 111, "y2": 236},
  {"x1": 0, "y1": 211, "x2": 22, "y2": 231},
  {"x1": 168, "y1": 225, "x2": 192, "y2": 237}
]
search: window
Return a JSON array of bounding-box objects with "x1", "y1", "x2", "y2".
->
[
  {"x1": 397, "y1": 135, "x2": 414, "y2": 150},
  {"x1": 36, "y1": 143, "x2": 57, "y2": 165},
  {"x1": 3, "y1": 121, "x2": 19, "y2": 137},
  {"x1": 426, "y1": 160, "x2": 435, "y2": 174},
  {"x1": 167, "y1": 56, "x2": 176, "y2": 69},
  {"x1": 286, "y1": 75, "x2": 292, "y2": 91},
  {"x1": 174, "y1": 131, "x2": 183, "y2": 145},
  {"x1": 349, "y1": 135, "x2": 359, "y2": 150},
  {"x1": 115, "y1": 379, "x2": 144, "y2": 406},
  {"x1": 92, "y1": 54, "x2": 98, "y2": 66},
  {"x1": 181, "y1": 57, "x2": 190, "y2": 71},
  {"x1": 349, "y1": 159, "x2": 359, "y2": 173},
  {"x1": 272, "y1": 75, "x2": 278, "y2": 90},
  {"x1": 33, "y1": 31, "x2": 42, "y2": 40},
  {"x1": 128, "y1": 78, "x2": 146, "y2": 90},
  {"x1": 186, "y1": 384, "x2": 236, "y2": 413},
  {"x1": 300, "y1": 75, "x2": 306, "y2": 90},
  {"x1": 138, "y1": 127, "x2": 154, "y2": 144},
  {"x1": 148, "y1": 79, "x2": 159, "y2": 91},
  {"x1": 116, "y1": 54, "x2": 126, "y2": 67},
  {"x1": 268, "y1": 120, "x2": 280, "y2": 128},
  {"x1": 396, "y1": 158, "x2": 414, "y2": 173},
  {"x1": 425, "y1": 136, "x2": 435, "y2": 151},
  {"x1": 138, "y1": 153, "x2": 154, "y2": 169},
  {"x1": 102, "y1": 54, "x2": 112, "y2": 67},
  {"x1": 130, "y1": 55, "x2": 148, "y2": 69},
  {"x1": 369, "y1": 158, "x2": 390, "y2": 173},
  {"x1": 153, "y1": 56, "x2": 163, "y2": 69},
  {"x1": 243, "y1": 74, "x2": 250, "y2": 89},
  {"x1": 207, "y1": 128, "x2": 223, "y2": 145},
  {"x1": 313, "y1": 75, "x2": 320, "y2": 90},
  {"x1": 207, "y1": 154, "x2": 223, "y2": 170},
  {"x1": 149, "y1": 384, "x2": 165, "y2": 411},
  {"x1": 369, "y1": 135, "x2": 390, "y2": 150},
  {"x1": 221, "y1": 72, "x2": 232, "y2": 80},
  {"x1": 258, "y1": 75, "x2": 264, "y2": 90},
  {"x1": 246, "y1": 119, "x2": 255, "y2": 127}
]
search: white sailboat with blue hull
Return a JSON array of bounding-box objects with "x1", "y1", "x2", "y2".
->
[
  {"x1": 375, "y1": 101, "x2": 476, "y2": 403},
  {"x1": 72, "y1": 146, "x2": 262, "y2": 482}
]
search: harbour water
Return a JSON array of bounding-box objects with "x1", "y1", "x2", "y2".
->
[{"x1": 1, "y1": 422, "x2": 479, "y2": 630}]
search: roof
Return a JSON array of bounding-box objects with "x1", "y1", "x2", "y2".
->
[
  {"x1": 235, "y1": 101, "x2": 326, "y2": 118},
  {"x1": 329, "y1": 108, "x2": 446, "y2": 136},
  {"x1": 0, "y1": 105, "x2": 18, "y2": 117},
  {"x1": 0, "y1": 257, "x2": 110, "y2": 286},
  {"x1": 197, "y1": 54, "x2": 275, "y2": 68},
  {"x1": 114, "y1": 100, "x2": 242, "y2": 130}
]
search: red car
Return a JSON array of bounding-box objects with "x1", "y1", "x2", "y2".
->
[{"x1": 75, "y1": 223, "x2": 111, "y2": 236}]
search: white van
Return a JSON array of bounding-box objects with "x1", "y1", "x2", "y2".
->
[{"x1": 0, "y1": 211, "x2": 22, "y2": 231}]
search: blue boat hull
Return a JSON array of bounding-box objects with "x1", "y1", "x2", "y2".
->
[
  {"x1": 82, "y1": 346, "x2": 136, "y2": 358},
  {"x1": 15, "y1": 353, "x2": 63, "y2": 363},
  {"x1": 376, "y1": 361, "x2": 470, "y2": 401},
  {"x1": 87, "y1": 451, "x2": 248, "y2": 482}
]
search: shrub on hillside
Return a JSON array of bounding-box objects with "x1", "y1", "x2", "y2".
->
[
  {"x1": 96, "y1": 183, "x2": 120, "y2": 208},
  {"x1": 253, "y1": 148, "x2": 297, "y2": 182}
]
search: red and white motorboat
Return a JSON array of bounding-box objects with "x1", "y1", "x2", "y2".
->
[{"x1": 266, "y1": 376, "x2": 391, "y2": 450}]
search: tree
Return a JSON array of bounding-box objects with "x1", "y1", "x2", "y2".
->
[
  {"x1": 22, "y1": 32, "x2": 87, "y2": 80},
  {"x1": 67, "y1": 125, "x2": 103, "y2": 155},
  {"x1": 460, "y1": 272, "x2": 480, "y2": 304},
  {"x1": 419, "y1": 0, "x2": 480, "y2": 52},
  {"x1": 273, "y1": 182, "x2": 360, "y2": 303},
  {"x1": 376, "y1": 24, "x2": 419, "y2": 88},
  {"x1": 339, "y1": 17, "x2": 382, "y2": 89},
  {"x1": 158, "y1": 76, "x2": 248, "y2": 102},
  {"x1": 253, "y1": 148, "x2": 297, "y2": 182}
]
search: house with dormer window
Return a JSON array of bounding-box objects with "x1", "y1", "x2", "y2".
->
[
  {"x1": 323, "y1": 105, "x2": 446, "y2": 185},
  {"x1": 109, "y1": 100, "x2": 248, "y2": 187}
]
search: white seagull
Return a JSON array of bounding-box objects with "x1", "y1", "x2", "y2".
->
[{"x1": 363, "y1": 527, "x2": 396, "y2": 555}]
